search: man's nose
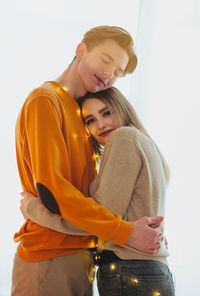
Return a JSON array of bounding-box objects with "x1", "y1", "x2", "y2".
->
[{"x1": 103, "y1": 66, "x2": 116, "y2": 80}]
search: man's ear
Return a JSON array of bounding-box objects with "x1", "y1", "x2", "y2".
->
[{"x1": 76, "y1": 42, "x2": 87, "y2": 61}]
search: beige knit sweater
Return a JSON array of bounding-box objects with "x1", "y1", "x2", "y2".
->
[{"x1": 26, "y1": 126, "x2": 169, "y2": 264}]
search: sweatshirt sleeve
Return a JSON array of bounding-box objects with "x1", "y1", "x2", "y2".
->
[
  {"x1": 90, "y1": 127, "x2": 142, "y2": 219},
  {"x1": 26, "y1": 197, "x2": 90, "y2": 236},
  {"x1": 25, "y1": 97, "x2": 132, "y2": 245}
]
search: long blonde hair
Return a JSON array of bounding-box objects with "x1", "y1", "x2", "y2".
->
[{"x1": 78, "y1": 87, "x2": 170, "y2": 184}]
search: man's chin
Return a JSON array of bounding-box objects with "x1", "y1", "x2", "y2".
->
[
  {"x1": 87, "y1": 85, "x2": 101, "y2": 93},
  {"x1": 92, "y1": 85, "x2": 109, "y2": 93}
]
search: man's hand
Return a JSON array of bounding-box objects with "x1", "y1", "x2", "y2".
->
[
  {"x1": 126, "y1": 216, "x2": 164, "y2": 255},
  {"x1": 20, "y1": 191, "x2": 37, "y2": 220}
]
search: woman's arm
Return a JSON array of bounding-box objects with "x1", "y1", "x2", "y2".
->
[{"x1": 21, "y1": 193, "x2": 91, "y2": 235}]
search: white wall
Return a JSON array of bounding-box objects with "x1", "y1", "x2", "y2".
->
[
  {"x1": 130, "y1": 0, "x2": 200, "y2": 295},
  {"x1": 1, "y1": 0, "x2": 199, "y2": 295}
]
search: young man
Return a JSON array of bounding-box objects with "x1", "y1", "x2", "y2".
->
[{"x1": 12, "y1": 26, "x2": 164, "y2": 296}]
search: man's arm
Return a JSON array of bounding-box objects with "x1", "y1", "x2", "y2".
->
[
  {"x1": 25, "y1": 96, "x2": 132, "y2": 245},
  {"x1": 25, "y1": 99, "x2": 163, "y2": 254},
  {"x1": 20, "y1": 193, "x2": 90, "y2": 236},
  {"x1": 20, "y1": 192, "x2": 163, "y2": 254}
]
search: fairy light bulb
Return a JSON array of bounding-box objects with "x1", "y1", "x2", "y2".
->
[
  {"x1": 56, "y1": 86, "x2": 61, "y2": 93},
  {"x1": 92, "y1": 153, "x2": 99, "y2": 161},
  {"x1": 110, "y1": 264, "x2": 116, "y2": 270},
  {"x1": 88, "y1": 266, "x2": 96, "y2": 283},
  {"x1": 131, "y1": 277, "x2": 139, "y2": 284},
  {"x1": 62, "y1": 86, "x2": 69, "y2": 92},
  {"x1": 113, "y1": 273, "x2": 163, "y2": 295},
  {"x1": 153, "y1": 292, "x2": 161, "y2": 296},
  {"x1": 73, "y1": 132, "x2": 77, "y2": 138},
  {"x1": 85, "y1": 126, "x2": 90, "y2": 134}
]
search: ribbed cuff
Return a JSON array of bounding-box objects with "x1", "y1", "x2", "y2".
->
[{"x1": 111, "y1": 220, "x2": 133, "y2": 246}]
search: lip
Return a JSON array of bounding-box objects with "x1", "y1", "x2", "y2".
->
[
  {"x1": 98, "y1": 129, "x2": 113, "y2": 137},
  {"x1": 94, "y1": 74, "x2": 107, "y2": 87}
]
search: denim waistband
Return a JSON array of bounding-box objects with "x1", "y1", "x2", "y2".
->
[{"x1": 89, "y1": 249, "x2": 168, "y2": 270}]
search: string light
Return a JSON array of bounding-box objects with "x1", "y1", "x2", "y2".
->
[
  {"x1": 92, "y1": 153, "x2": 99, "y2": 161},
  {"x1": 130, "y1": 276, "x2": 162, "y2": 296},
  {"x1": 73, "y1": 132, "x2": 78, "y2": 138},
  {"x1": 88, "y1": 250, "x2": 162, "y2": 296},
  {"x1": 88, "y1": 265, "x2": 96, "y2": 283},
  {"x1": 62, "y1": 86, "x2": 69, "y2": 92},
  {"x1": 110, "y1": 263, "x2": 116, "y2": 270},
  {"x1": 85, "y1": 126, "x2": 90, "y2": 134},
  {"x1": 131, "y1": 277, "x2": 139, "y2": 284},
  {"x1": 153, "y1": 292, "x2": 161, "y2": 296},
  {"x1": 55, "y1": 86, "x2": 61, "y2": 94},
  {"x1": 76, "y1": 109, "x2": 81, "y2": 116},
  {"x1": 92, "y1": 152, "x2": 99, "y2": 174}
]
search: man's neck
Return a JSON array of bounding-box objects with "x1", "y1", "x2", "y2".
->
[{"x1": 55, "y1": 61, "x2": 87, "y2": 100}]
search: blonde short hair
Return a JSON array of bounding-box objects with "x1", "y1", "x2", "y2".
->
[{"x1": 82, "y1": 26, "x2": 137, "y2": 75}]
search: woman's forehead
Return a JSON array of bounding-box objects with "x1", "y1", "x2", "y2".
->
[{"x1": 82, "y1": 98, "x2": 107, "y2": 115}]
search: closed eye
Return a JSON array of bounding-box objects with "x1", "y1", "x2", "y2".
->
[{"x1": 101, "y1": 57, "x2": 110, "y2": 65}]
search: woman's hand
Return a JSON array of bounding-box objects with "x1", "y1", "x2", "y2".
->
[{"x1": 20, "y1": 191, "x2": 38, "y2": 220}]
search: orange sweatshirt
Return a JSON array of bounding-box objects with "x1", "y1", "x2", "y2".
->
[{"x1": 14, "y1": 81, "x2": 132, "y2": 261}]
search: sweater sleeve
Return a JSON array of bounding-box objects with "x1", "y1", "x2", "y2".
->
[
  {"x1": 90, "y1": 127, "x2": 142, "y2": 219},
  {"x1": 26, "y1": 197, "x2": 90, "y2": 235},
  {"x1": 25, "y1": 97, "x2": 132, "y2": 245}
]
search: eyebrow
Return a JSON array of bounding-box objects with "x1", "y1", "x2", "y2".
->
[
  {"x1": 83, "y1": 106, "x2": 109, "y2": 121},
  {"x1": 101, "y1": 53, "x2": 123, "y2": 74}
]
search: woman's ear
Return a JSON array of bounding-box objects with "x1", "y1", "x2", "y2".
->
[{"x1": 76, "y1": 42, "x2": 87, "y2": 61}]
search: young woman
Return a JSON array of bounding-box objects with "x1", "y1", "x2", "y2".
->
[{"x1": 20, "y1": 87, "x2": 175, "y2": 295}]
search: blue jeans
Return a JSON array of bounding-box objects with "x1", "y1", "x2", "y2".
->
[{"x1": 97, "y1": 255, "x2": 175, "y2": 296}]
